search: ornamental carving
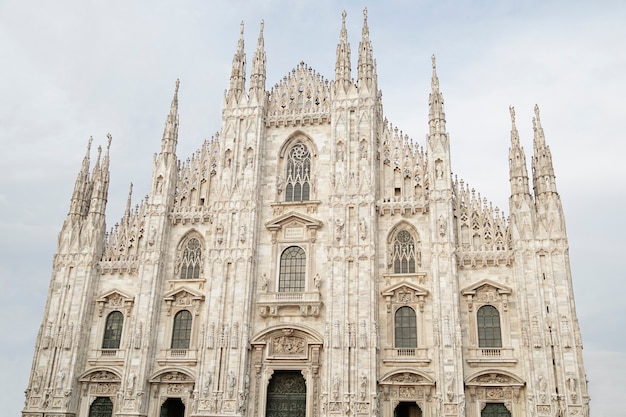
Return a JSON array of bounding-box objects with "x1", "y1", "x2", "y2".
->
[
  {"x1": 159, "y1": 372, "x2": 192, "y2": 383},
  {"x1": 89, "y1": 371, "x2": 119, "y2": 382},
  {"x1": 89, "y1": 383, "x2": 118, "y2": 395},
  {"x1": 388, "y1": 373, "x2": 424, "y2": 384},
  {"x1": 96, "y1": 290, "x2": 134, "y2": 317},
  {"x1": 476, "y1": 374, "x2": 512, "y2": 384},
  {"x1": 272, "y1": 335, "x2": 305, "y2": 354}
]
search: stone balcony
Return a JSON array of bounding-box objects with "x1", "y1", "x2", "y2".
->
[
  {"x1": 466, "y1": 347, "x2": 517, "y2": 366},
  {"x1": 157, "y1": 348, "x2": 198, "y2": 366},
  {"x1": 382, "y1": 347, "x2": 431, "y2": 365},
  {"x1": 88, "y1": 348, "x2": 125, "y2": 365},
  {"x1": 257, "y1": 291, "x2": 322, "y2": 317}
]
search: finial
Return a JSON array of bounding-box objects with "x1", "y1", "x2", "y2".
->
[
  {"x1": 509, "y1": 105, "x2": 516, "y2": 125},
  {"x1": 106, "y1": 133, "x2": 112, "y2": 149},
  {"x1": 260, "y1": 19, "x2": 264, "y2": 33},
  {"x1": 175, "y1": 78, "x2": 180, "y2": 93},
  {"x1": 240, "y1": 20, "x2": 244, "y2": 36},
  {"x1": 88, "y1": 136, "x2": 93, "y2": 150},
  {"x1": 363, "y1": 7, "x2": 368, "y2": 21},
  {"x1": 342, "y1": 10, "x2": 347, "y2": 23},
  {"x1": 431, "y1": 54, "x2": 437, "y2": 70},
  {"x1": 534, "y1": 103, "x2": 541, "y2": 123}
]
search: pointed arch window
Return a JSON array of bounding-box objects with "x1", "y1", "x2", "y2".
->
[
  {"x1": 391, "y1": 230, "x2": 417, "y2": 273},
  {"x1": 89, "y1": 397, "x2": 113, "y2": 417},
  {"x1": 171, "y1": 310, "x2": 192, "y2": 349},
  {"x1": 279, "y1": 246, "x2": 306, "y2": 292},
  {"x1": 180, "y1": 238, "x2": 202, "y2": 279},
  {"x1": 394, "y1": 306, "x2": 417, "y2": 348},
  {"x1": 477, "y1": 305, "x2": 502, "y2": 348},
  {"x1": 285, "y1": 142, "x2": 311, "y2": 202},
  {"x1": 102, "y1": 311, "x2": 123, "y2": 349}
]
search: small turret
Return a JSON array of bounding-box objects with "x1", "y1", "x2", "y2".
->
[
  {"x1": 531, "y1": 104, "x2": 565, "y2": 238},
  {"x1": 531, "y1": 104, "x2": 557, "y2": 196},
  {"x1": 357, "y1": 7, "x2": 376, "y2": 90},
  {"x1": 335, "y1": 11, "x2": 351, "y2": 90},
  {"x1": 68, "y1": 137, "x2": 93, "y2": 220},
  {"x1": 227, "y1": 21, "x2": 247, "y2": 102},
  {"x1": 150, "y1": 80, "x2": 181, "y2": 207},
  {"x1": 508, "y1": 106, "x2": 530, "y2": 196},
  {"x1": 249, "y1": 20, "x2": 266, "y2": 99},
  {"x1": 428, "y1": 55, "x2": 447, "y2": 136},
  {"x1": 88, "y1": 134, "x2": 111, "y2": 217},
  {"x1": 161, "y1": 79, "x2": 180, "y2": 156}
]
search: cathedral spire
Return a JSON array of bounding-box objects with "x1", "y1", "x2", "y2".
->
[
  {"x1": 123, "y1": 182, "x2": 133, "y2": 220},
  {"x1": 357, "y1": 7, "x2": 376, "y2": 90},
  {"x1": 68, "y1": 137, "x2": 92, "y2": 219},
  {"x1": 249, "y1": 20, "x2": 266, "y2": 98},
  {"x1": 88, "y1": 134, "x2": 111, "y2": 217},
  {"x1": 531, "y1": 104, "x2": 557, "y2": 196},
  {"x1": 508, "y1": 106, "x2": 530, "y2": 196},
  {"x1": 428, "y1": 55, "x2": 447, "y2": 135},
  {"x1": 335, "y1": 11, "x2": 352, "y2": 89},
  {"x1": 161, "y1": 79, "x2": 180, "y2": 156},
  {"x1": 228, "y1": 21, "x2": 247, "y2": 101}
]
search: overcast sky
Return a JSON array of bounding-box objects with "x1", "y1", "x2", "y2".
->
[{"x1": 1, "y1": 0, "x2": 624, "y2": 415}]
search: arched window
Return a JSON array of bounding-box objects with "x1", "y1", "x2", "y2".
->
[
  {"x1": 477, "y1": 305, "x2": 502, "y2": 348},
  {"x1": 180, "y1": 237, "x2": 202, "y2": 279},
  {"x1": 171, "y1": 310, "x2": 192, "y2": 349},
  {"x1": 285, "y1": 142, "x2": 311, "y2": 202},
  {"x1": 394, "y1": 306, "x2": 417, "y2": 348},
  {"x1": 279, "y1": 246, "x2": 306, "y2": 292},
  {"x1": 89, "y1": 397, "x2": 113, "y2": 417},
  {"x1": 391, "y1": 230, "x2": 417, "y2": 273},
  {"x1": 102, "y1": 311, "x2": 123, "y2": 349}
]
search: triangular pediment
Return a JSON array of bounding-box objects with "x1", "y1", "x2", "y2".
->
[
  {"x1": 461, "y1": 279, "x2": 512, "y2": 296},
  {"x1": 381, "y1": 281, "x2": 428, "y2": 298},
  {"x1": 163, "y1": 286, "x2": 204, "y2": 301},
  {"x1": 96, "y1": 289, "x2": 134, "y2": 304},
  {"x1": 265, "y1": 211, "x2": 323, "y2": 231}
]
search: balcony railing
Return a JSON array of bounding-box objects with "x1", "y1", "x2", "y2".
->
[
  {"x1": 88, "y1": 349, "x2": 125, "y2": 365},
  {"x1": 383, "y1": 347, "x2": 431, "y2": 364},
  {"x1": 466, "y1": 347, "x2": 517, "y2": 366},
  {"x1": 257, "y1": 291, "x2": 322, "y2": 317},
  {"x1": 156, "y1": 348, "x2": 198, "y2": 365}
]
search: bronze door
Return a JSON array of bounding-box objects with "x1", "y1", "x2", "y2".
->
[{"x1": 266, "y1": 371, "x2": 306, "y2": 417}]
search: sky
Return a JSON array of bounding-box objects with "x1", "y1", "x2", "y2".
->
[{"x1": 1, "y1": 0, "x2": 624, "y2": 415}]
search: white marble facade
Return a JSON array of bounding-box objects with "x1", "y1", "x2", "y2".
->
[{"x1": 23, "y1": 9, "x2": 589, "y2": 417}]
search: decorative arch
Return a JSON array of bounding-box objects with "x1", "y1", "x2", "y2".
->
[
  {"x1": 277, "y1": 131, "x2": 319, "y2": 158},
  {"x1": 250, "y1": 325, "x2": 323, "y2": 417},
  {"x1": 379, "y1": 370, "x2": 435, "y2": 417},
  {"x1": 277, "y1": 132, "x2": 318, "y2": 203},
  {"x1": 148, "y1": 368, "x2": 196, "y2": 384},
  {"x1": 148, "y1": 368, "x2": 196, "y2": 417},
  {"x1": 78, "y1": 369, "x2": 122, "y2": 416},
  {"x1": 251, "y1": 324, "x2": 323, "y2": 345},
  {"x1": 465, "y1": 370, "x2": 525, "y2": 417},
  {"x1": 175, "y1": 231, "x2": 205, "y2": 280},
  {"x1": 387, "y1": 222, "x2": 422, "y2": 274}
]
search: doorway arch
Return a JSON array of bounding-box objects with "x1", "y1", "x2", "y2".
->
[
  {"x1": 266, "y1": 371, "x2": 306, "y2": 417},
  {"x1": 394, "y1": 401, "x2": 422, "y2": 417},
  {"x1": 481, "y1": 403, "x2": 511, "y2": 417},
  {"x1": 160, "y1": 397, "x2": 185, "y2": 417},
  {"x1": 89, "y1": 397, "x2": 113, "y2": 417}
]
